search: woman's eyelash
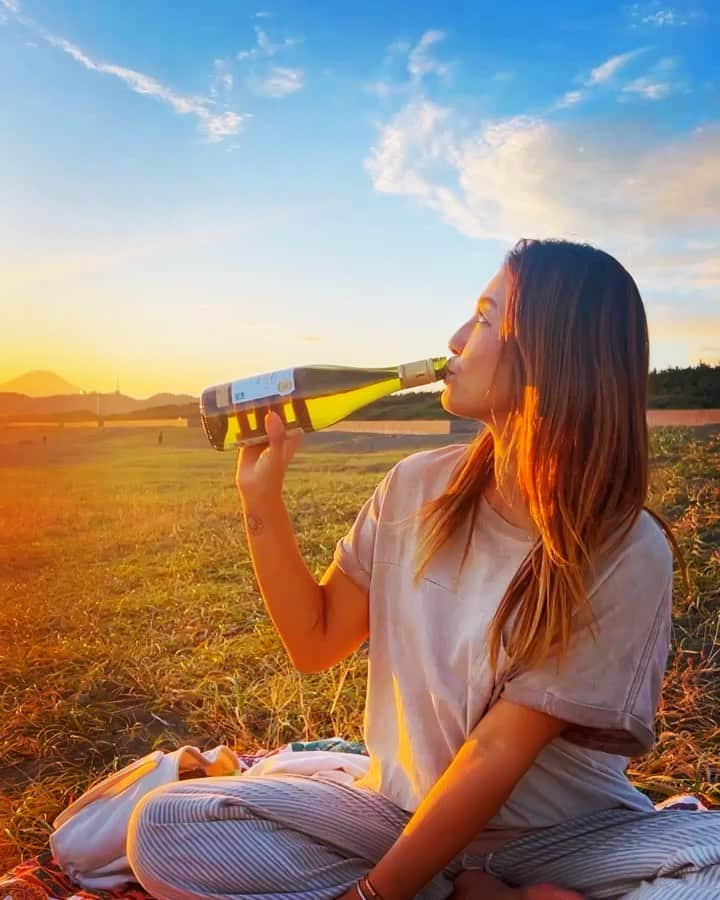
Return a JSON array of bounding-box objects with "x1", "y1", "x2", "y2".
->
[{"x1": 474, "y1": 311, "x2": 489, "y2": 325}]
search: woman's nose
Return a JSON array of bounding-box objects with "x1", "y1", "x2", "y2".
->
[{"x1": 448, "y1": 322, "x2": 469, "y2": 356}]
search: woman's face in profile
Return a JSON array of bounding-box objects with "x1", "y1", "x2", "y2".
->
[{"x1": 442, "y1": 265, "x2": 515, "y2": 424}]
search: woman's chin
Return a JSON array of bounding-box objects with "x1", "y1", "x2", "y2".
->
[
  {"x1": 441, "y1": 386, "x2": 481, "y2": 420},
  {"x1": 440, "y1": 387, "x2": 456, "y2": 415}
]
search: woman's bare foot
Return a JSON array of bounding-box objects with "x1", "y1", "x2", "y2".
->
[{"x1": 450, "y1": 869, "x2": 584, "y2": 899}]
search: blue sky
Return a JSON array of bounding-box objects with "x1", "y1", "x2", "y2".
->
[{"x1": 1, "y1": 0, "x2": 718, "y2": 397}]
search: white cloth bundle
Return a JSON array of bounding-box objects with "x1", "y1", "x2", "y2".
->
[{"x1": 48, "y1": 743, "x2": 370, "y2": 891}]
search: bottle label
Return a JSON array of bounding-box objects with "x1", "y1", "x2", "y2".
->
[{"x1": 230, "y1": 368, "x2": 296, "y2": 405}]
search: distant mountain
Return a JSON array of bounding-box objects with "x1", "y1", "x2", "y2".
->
[
  {"x1": 0, "y1": 372, "x2": 198, "y2": 420},
  {"x1": 0, "y1": 390, "x2": 199, "y2": 419},
  {"x1": 0, "y1": 370, "x2": 82, "y2": 397}
]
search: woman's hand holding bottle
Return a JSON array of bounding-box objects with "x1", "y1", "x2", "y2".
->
[{"x1": 235, "y1": 410, "x2": 302, "y2": 505}]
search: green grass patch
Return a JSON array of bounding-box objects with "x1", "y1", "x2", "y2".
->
[{"x1": 0, "y1": 424, "x2": 718, "y2": 868}]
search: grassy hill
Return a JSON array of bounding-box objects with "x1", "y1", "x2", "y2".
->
[{"x1": 1, "y1": 425, "x2": 719, "y2": 867}]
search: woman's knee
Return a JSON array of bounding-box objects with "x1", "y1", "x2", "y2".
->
[
  {"x1": 127, "y1": 779, "x2": 262, "y2": 894},
  {"x1": 127, "y1": 782, "x2": 183, "y2": 889}
]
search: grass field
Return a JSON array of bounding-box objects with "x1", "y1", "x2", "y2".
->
[{"x1": 0, "y1": 424, "x2": 719, "y2": 870}]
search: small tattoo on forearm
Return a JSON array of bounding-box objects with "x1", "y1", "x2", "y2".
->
[{"x1": 245, "y1": 513, "x2": 265, "y2": 536}]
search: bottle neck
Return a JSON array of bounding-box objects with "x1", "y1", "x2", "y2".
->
[{"x1": 397, "y1": 357, "x2": 447, "y2": 389}]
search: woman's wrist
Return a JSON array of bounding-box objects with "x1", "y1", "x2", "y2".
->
[
  {"x1": 359, "y1": 872, "x2": 387, "y2": 900},
  {"x1": 240, "y1": 487, "x2": 285, "y2": 512},
  {"x1": 362, "y1": 862, "x2": 418, "y2": 900}
]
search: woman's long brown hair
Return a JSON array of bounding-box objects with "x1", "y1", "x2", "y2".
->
[{"x1": 412, "y1": 238, "x2": 686, "y2": 673}]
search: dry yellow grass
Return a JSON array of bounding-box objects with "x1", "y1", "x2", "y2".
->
[{"x1": 0, "y1": 423, "x2": 718, "y2": 870}]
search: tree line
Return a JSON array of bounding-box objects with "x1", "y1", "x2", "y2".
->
[{"x1": 348, "y1": 362, "x2": 720, "y2": 420}]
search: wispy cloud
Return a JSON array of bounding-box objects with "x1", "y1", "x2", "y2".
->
[
  {"x1": 618, "y1": 57, "x2": 687, "y2": 102},
  {"x1": 210, "y1": 57, "x2": 233, "y2": 97},
  {"x1": 363, "y1": 30, "x2": 452, "y2": 100},
  {"x1": 554, "y1": 90, "x2": 585, "y2": 109},
  {"x1": 43, "y1": 33, "x2": 248, "y2": 141},
  {"x1": 551, "y1": 48, "x2": 648, "y2": 109},
  {"x1": 622, "y1": 76, "x2": 672, "y2": 99},
  {"x1": 234, "y1": 23, "x2": 304, "y2": 98},
  {"x1": 407, "y1": 30, "x2": 451, "y2": 84},
  {"x1": 236, "y1": 25, "x2": 299, "y2": 61},
  {"x1": 2, "y1": 0, "x2": 248, "y2": 141},
  {"x1": 588, "y1": 48, "x2": 647, "y2": 84},
  {"x1": 253, "y1": 66, "x2": 303, "y2": 97},
  {"x1": 630, "y1": 4, "x2": 691, "y2": 26},
  {"x1": 643, "y1": 9, "x2": 688, "y2": 25}
]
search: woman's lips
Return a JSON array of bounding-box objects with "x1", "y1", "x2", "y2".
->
[{"x1": 445, "y1": 357, "x2": 461, "y2": 379}]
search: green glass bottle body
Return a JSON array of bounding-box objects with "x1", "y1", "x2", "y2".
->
[{"x1": 199, "y1": 357, "x2": 448, "y2": 451}]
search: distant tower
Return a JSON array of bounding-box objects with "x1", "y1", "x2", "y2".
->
[{"x1": 115, "y1": 376, "x2": 121, "y2": 396}]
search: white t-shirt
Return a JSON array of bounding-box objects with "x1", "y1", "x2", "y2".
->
[{"x1": 333, "y1": 444, "x2": 673, "y2": 849}]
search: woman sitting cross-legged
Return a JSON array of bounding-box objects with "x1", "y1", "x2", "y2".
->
[{"x1": 127, "y1": 238, "x2": 718, "y2": 900}]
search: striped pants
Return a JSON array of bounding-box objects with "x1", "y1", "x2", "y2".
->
[{"x1": 126, "y1": 773, "x2": 720, "y2": 900}]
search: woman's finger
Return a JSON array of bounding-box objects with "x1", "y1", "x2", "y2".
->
[{"x1": 265, "y1": 410, "x2": 285, "y2": 446}]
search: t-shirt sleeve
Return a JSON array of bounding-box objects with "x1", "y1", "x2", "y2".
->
[
  {"x1": 332, "y1": 466, "x2": 397, "y2": 593},
  {"x1": 500, "y1": 517, "x2": 674, "y2": 757}
]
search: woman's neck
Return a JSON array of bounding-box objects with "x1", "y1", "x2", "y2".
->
[{"x1": 484, "y1": 423, "x2": 537, "y2": 536}]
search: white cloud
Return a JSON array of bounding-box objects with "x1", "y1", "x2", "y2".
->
[
  {"x1": 365, "y1": 97, "x2": 720, "y2": 358},
  {"x1": 368, "y1": 30, "x2": 452, "y2": 100},
  {"x1": 629, "y1": 3, "x2": 707, "y2": 28},
  {"x1": 203, "y1": 111, "x2": 246, "y2": 140},
  {"x1": 210, "y1": 57, "x2": 233, "y2": 97},
  {"x1": 622, "y1": 76, "x2": 672, "y2": 99},
  {"x1": 407, "y1": 30, "x2": 451, "y2": 83},
  {"x1": 587, "y1": 48, "x2": 647, "y2": 85},
  {"x1": 550, "y1": 48, "x2": 648, "y2": 111},
  {"x1": 365, "y1": 103, "x2": 720, "y2": 295},
  {"x1": 554, "y1": 89, "x2": 586, "y2": 109},
  {"x1": 618, "y1": 58, "x2": 688, "y2": 102},
  {"x1": 639, "y1": 7, "x2": 689, "y2": 26},
  {"x1": 255, "y1": 10, "x2": 273, "y2": 17},
  {"x1": 41, "y1": 33, "x2": 248, "y2": 141},
  {"x1": 253, "y1": 66, "x2": 303, "y2": 97},
  {"x1": 236, "y1": 25, "x2": 303, "y2": 98},
  {"x1": 2, "y1": 3, "x2": 249, "y2": 142},
  {"x1": 366, "y1": 100, "x2": 453, "y2": 199},
  {"x1": 237, "y1": 26, "x2": 299, "y2": 61}
]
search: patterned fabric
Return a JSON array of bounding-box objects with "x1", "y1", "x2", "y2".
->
[
  {"x1": 0, "y1": 849, "x2": 150, "y2": 900},
  {"x1": 0, "y1": 738, "x2": 708, "y2": 900}
]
